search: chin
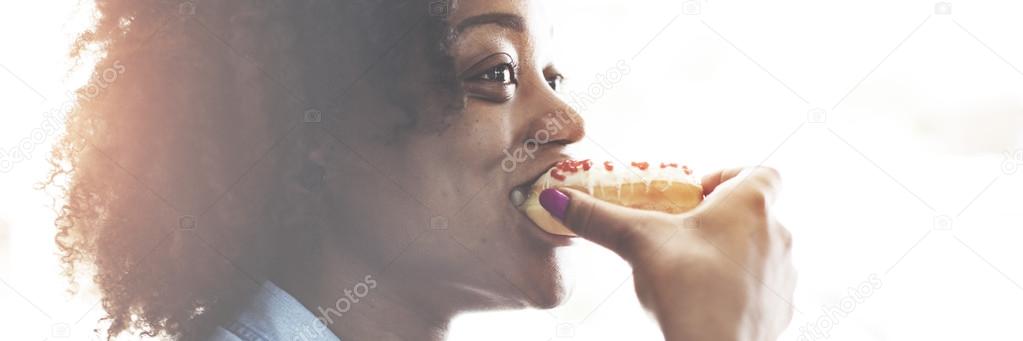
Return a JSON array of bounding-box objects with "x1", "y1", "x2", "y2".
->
[
  {"x1": 459, "y1": 192, "x2": 574, "y2": 310},
  {"x1": 485, "y1": 275, "x2": 567, "y2": 310},
  {"x1": 510, "y1": 211, "x2": 575, "y2": 309},
  {"x1": 461, "y1": 269, "x2": 569, "y2": 312},
  {"x1": 529, "y1": 283, "x2": 568, "y2": 310},
  {"x1": 472, "y1": 249, "x2": 571, "y2": 311},
  {"x1": 516, "y1": 252, "x2": 573, "y2": 310}
]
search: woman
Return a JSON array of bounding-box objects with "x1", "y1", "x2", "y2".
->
[{"x1": 52, "y1": 0, "x2": 795, "y2": 339}]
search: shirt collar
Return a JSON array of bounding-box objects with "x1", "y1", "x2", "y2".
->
[{"x1": 221, "y1": 281, "x2": 341, "y2": 341}]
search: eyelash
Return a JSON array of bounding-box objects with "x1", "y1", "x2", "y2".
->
[
  {"x1": 475, "y1": 63, "x2": 563, "y2": 91},
  {"x1": 476, "y1": 63, "x2": 518, "y2": 84}
]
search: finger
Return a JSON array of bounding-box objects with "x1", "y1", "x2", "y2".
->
[
  {"x1": 702, "y1": 166, "x2": 782, "y2": 208},
  {"x1": 700, "y1": 167, "x2": 745, "y2": 196},
  {"x1": 540, "y1": 187, "x2": 656, "y2": 259}
]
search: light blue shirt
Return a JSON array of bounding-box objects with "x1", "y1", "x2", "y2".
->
[{"x1": 209, "y1": 281, "x2": 341, "y2": 341}]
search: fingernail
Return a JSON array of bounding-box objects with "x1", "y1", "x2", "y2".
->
[{"x1": 539, "y1": 188, "x2": 569, "y2": 221}]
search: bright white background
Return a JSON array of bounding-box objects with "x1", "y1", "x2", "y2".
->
[{"x1": 2, "y1": 0, "x2": 1022, "y2": 340}]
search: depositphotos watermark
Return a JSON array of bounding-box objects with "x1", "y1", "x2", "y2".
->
[
  {"x1": 501, "y1": 109, "x2": 581, "y2": 172},
  {"x1": 562, "y1": 59, "x2": 631, "y2": 113},
  {"x1": 293, "y1": 274, "x2": 378, "y2": 340},
  {"x1": 794, "y1": 274, "x2": 883, "y2": 341},
  {"x1": 0, "y1": 60, "x2": 126, "y2": 173},
  {"x1": 500, "y1": 60, "x2": 631, "y2": 173},
  {"x1": 1002, "y1": 149, "x2": 1022, "y2": 175}
]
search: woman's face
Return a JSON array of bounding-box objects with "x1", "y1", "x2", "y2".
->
[{"x1": 321, "y1": 0, "x2": 584, "y2": 310}]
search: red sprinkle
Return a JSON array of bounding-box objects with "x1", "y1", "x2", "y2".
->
[
  {"x1": 551, "y1": 159, "x2": 688, "y2": 180},
  {"x1": 550, "y1": 168, "x2": 566, "y2": 181},
  {"x1": 554, "y1": 159, "x2": 594, "y2": 174}
]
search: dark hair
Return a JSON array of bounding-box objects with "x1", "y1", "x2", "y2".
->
[{"x1": 50, "y1": 0, "x2": 456, "y2": 338}]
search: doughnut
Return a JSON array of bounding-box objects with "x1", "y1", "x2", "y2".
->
[{"x1": 516, "y1": 160, "x2": 703, "y2": 236}]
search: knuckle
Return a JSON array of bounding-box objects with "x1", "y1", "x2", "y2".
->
[
  {"x1": 613, "y1": 222, "x2": 647, "y2": 254},
  {"x1": 749, "y1": 167, "x2": 782, "y2": 195},
  {"x1": 752, "y1": 166, "x2": 782, "y2": 184},
  {"x1": 779, "y1": 224, "x2": 793, "y2": 250},
  {"x1": 744, "y1": 188, "x2": 769, "y2": 215},
  {"x1": 572, "y1": 199, "x2": 598, "y2": 236}
]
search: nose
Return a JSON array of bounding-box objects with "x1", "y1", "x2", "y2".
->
[{"x1": 519, "y1": 81, "x2": 585, "y2": 148}]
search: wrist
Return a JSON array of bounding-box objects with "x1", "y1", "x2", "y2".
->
[
  {"x1": 655, "y1": 305, "x2": 749, "y2": 341},
  {"x1": 661, "y1": 323, "x2": 744, "y2": 341}
]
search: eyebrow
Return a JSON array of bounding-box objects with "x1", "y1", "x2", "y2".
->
[{"x1": 450, "y1": 12, "x2": 526, "y2": 42}]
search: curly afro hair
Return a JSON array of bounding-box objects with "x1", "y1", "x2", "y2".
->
[{"x1": 49, "y1": 0, "x2": 454, "y2": 338}]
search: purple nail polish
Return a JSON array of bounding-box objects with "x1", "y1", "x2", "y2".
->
[{"x1": 538, "y1": 188, "x2": 569, "y2": 221}]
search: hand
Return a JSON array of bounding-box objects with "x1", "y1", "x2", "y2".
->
[{"x1": 542, "y1": 167, "x2": 795, "y2": 341}]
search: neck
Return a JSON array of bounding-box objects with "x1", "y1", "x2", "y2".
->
[{"x1": 273, "y1": 234, "x2": 454, "y2": 341}]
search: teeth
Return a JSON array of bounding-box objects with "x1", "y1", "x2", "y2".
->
[{"x1": 510, "y1": 187, "x2": 527, "y2": 207}]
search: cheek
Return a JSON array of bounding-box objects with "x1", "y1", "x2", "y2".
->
[
  {"x1": 449, "y1": 105, "x2": 517, "y2": 167},
  {"x1": 396, "y1": 135, "x2": 504, "y2": 215},
  {"x1": 399, "y1": 104, "x2": 527, "y2": 225}
]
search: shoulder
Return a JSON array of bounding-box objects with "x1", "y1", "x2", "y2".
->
[
  {"x1": 208, "y1": 281, "x2": 340, "y2": 341},
  {"x1": 208, "y1": 326, "x2": 246, "y2": 341}
]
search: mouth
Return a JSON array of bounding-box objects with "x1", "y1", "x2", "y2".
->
[
  {"x1": 509, "y1": 160, "x2": 575, "y2": 246},
  {"x1": 509, "y1": 161, "x2": 555, "y2": 209},
  {"x1": 509, "y1": 181, "x2": 534, "y2": 209}
]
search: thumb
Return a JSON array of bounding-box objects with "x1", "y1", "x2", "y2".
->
[{"x1": 539, "y1": 187, "x2": 655, "y2": 259}]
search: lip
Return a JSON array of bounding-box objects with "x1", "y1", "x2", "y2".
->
[
  {"x1": 511, "y1": 159, "x2": 564, "y2": 193},
  {"x1": 509, "y1": 158, "x2": 575, "y2": 246},
  {"x1": 509, "y1": 159, "x2": 562, "y2": 209}
]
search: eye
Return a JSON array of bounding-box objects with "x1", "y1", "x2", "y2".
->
[
  {"x1": 460, "y1": 53, "x2": 518, "y2": 102},
  {"x1": 477, "y1": 63, "x2": 516, "y2": 84},
  {"x1": 546, "y1": 74, "x2": 564, "y2": 91}
]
